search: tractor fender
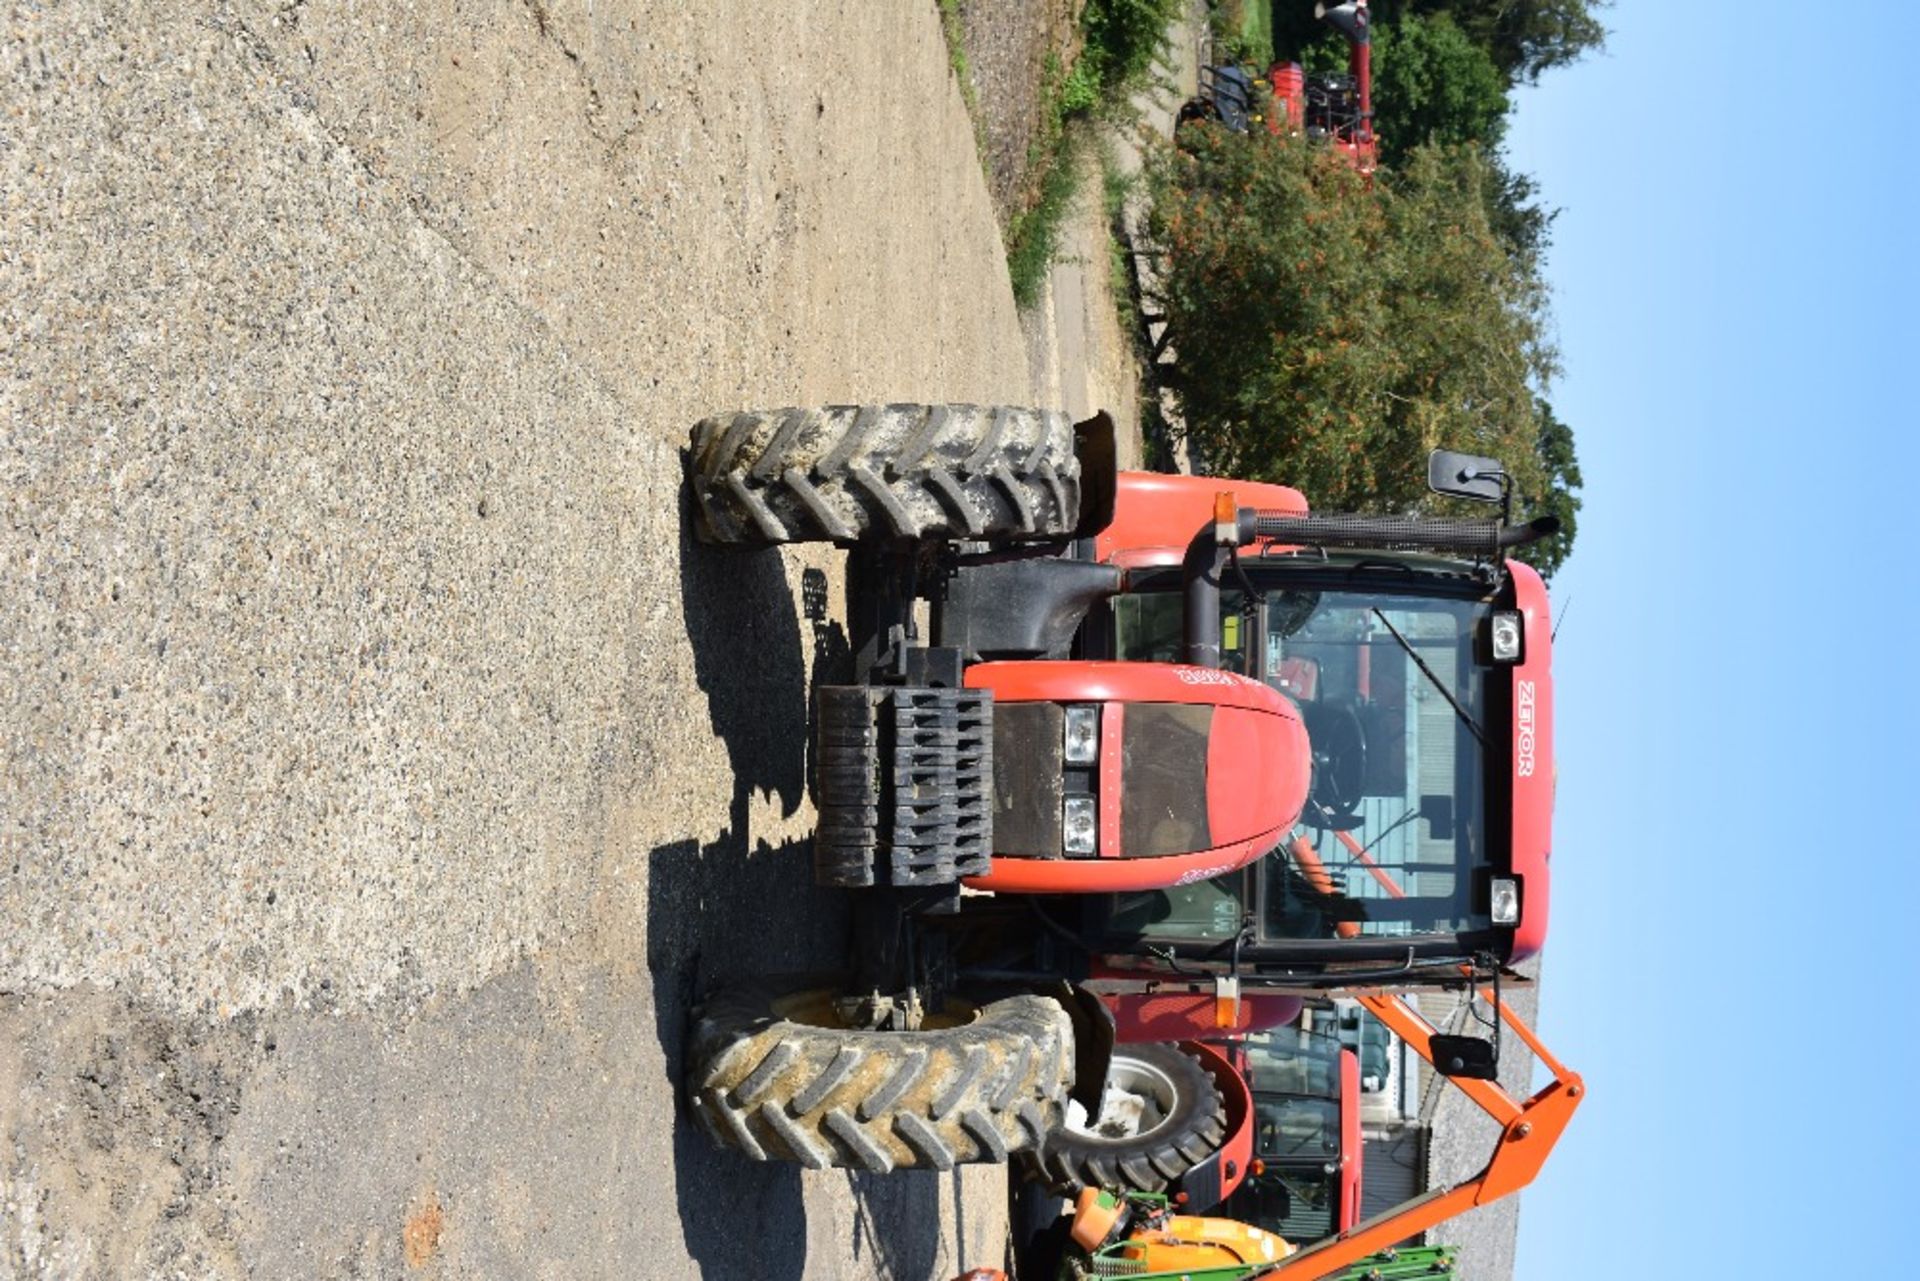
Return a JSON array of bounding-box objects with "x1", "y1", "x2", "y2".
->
[
  {"x1": 1171, "y1": 1039, "x2": 1256, "y2": 1213},
  {"x1": 1054, "y1": 980, "x2": 1119, "y2": 1123},
  {"x1": 1099, "y1": 983, "x2": 1305, "y2": 1044},
  {"x1": 1095, "y1": 472, "x2": 1308, "y2": 568}
]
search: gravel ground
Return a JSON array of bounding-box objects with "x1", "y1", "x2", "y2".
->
[{"x1": 3, "y1": 1, "x2": 1034, "y2": 1275}]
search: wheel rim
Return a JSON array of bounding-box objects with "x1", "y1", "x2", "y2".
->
[{"x1": 1063, "y1": 1053, "x2": 1180, "y2": 1143}]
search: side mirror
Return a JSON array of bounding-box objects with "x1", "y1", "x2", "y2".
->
[
  {"x1": 1429, "y1": 1033, "x2": 1499, "y2": 1080},
  {"x1": 1418, "y1": 794, "x2": 1454, "y2": 840},
  {"x1": 1427, "y1": 449, "x2": 1506, "y2": 505}
]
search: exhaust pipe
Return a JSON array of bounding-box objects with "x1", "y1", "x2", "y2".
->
[{"x1": 1316, "y1": 1, "x2": 1370, "y2": 46}]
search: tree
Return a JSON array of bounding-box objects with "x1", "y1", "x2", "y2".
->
[
  {"x1": 1148, "y1": 129, "x2": 1579, "y2": 567},
  {"x1": 1518, "y1": 397, "x2": 1582, "y2": 579},
  {"x1": 1433, "y1": 0, "x2": 1610, "y2": 83},
  {"x1": 1272, "y1": 1, "x2": 1610, "y2": 86},
  {"x1": 1477, "y1": 158, "x2": 1557, "y2": 269}
]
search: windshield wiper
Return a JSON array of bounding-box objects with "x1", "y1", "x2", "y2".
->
[
  {"x1": 1369, "y1": 608, "x2": 1487, "y2": 750},
  {"x1": 1341, "y1": 805, "x2": 1421, "y2": 866}
]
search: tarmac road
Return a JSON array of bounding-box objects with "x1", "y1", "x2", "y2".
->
[{"x1": 3, "y1": 1, "x2": 1036, "y2": 1276}]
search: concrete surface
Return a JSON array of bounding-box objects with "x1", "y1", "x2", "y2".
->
[{"x1": 2, "y1": 1, "x2": 1039, "y2": 1275}]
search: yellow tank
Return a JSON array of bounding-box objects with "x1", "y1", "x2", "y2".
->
[
  {"x1": 1068, "y1": 1188, "x2": 1295, "y2": 1271},
  {"x1": 1117, "y1": 1212, "x2": 1294, "y2": 1270}
]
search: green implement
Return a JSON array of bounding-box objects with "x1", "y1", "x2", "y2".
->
[{"x1": 1065, "y1": 1244, "x2": 1458, "y2": 1281}]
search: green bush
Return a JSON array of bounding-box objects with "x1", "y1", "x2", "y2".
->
[
  {"x1": 1060, "y1": 60, "x2": 1101, "y2": 118},
  {"x1": 1081, "y1": 0, "x2": 1183, "y2": 96},
  {"x1": 1147, "y1": 129, "x2": 1580, "y2": 575}
]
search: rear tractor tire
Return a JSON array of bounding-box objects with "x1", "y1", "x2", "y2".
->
[
  {"x1": 1027, "y1": 1041, "x2": 1227, "y2": 1194},
  {"x1": 688, "y1": 982, "x2": 1076, "y2": 1173},
  {"x1": 688, "y1": 403, "x2": 1082, "y2": 547}
]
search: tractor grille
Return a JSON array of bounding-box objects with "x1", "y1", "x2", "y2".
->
[
  {"x1": 988, "y1": 702, "x2": 1067, "y2": 858},
  {"x1": 814, "y1": 685, "x2": 992, "y2": 888},
  {"x1": 1119, "y1": 704, "x2": 1213, "y2": 857}
]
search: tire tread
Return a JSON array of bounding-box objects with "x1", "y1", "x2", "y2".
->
[
  {"x1": 1025, "y1": 1042, "x2": 1229, "y2": 1195},
  {"x1": 689, "y1": 986, "x2": 1074, "y2": 1173},
  {"x1": 690, "y1": 403, "x2": 1081, "y2": 547}
]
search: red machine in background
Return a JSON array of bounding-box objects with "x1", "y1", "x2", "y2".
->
[{"x1": 1184, "y1": 0, "x2": 1378, "y2": 174}]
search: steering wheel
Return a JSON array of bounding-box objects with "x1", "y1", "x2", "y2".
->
[{"x1": 1300, "y1": 699, "x2": 1368, "y2": 829}]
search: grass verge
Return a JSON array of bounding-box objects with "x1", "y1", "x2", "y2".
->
[
  {"x1": 1005, "y1": 52, "x2": 1086, "y2": 309},
  {"x1": 1006, "y1": 138, "x2": 1084, "y2": 308},
  {"x1": 936, "y1": 0, "x2": 990, "y2": 175},
  {"x1": 1004, "y1": 0, "x2": 1183, "y2": 308}
]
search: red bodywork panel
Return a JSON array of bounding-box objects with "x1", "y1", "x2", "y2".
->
[
  {"x1": 962, "y1": 661, "x2": 1309, "y2": 894},
  {"x1": 1266, "y1": 63, "x2": 1306, "y2": 136},
  {"x1": 1095, "y1": 472, "x2": 1308, "y2": 569},
  {"x1": 1209, "y1": 706, "x2": 1302, "y2": 848},
  {"x1": 1337, "y1": 1047, "x2": 1362, "y2": 1231},
  {"x1": 1507, "y1": 559, "x2": 1553, "y2": 962},
  {"x1": 1098, "y1": 976, "x2": 1304, "y2": 1045}
]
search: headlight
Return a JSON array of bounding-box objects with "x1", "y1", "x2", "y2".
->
[
  {"x1": 1490, "y1": 610, "x2": 1524, "y2": 664},
  {"x1": 1063, "y1": 796, "x2": 1098, "y2": 854},
  {"x1": 1490, "y1": 877, "x2": 1520, "y2": 925},
  {"x1": 1063, "y1": 704, "x2": 1101, "y2": 765}
]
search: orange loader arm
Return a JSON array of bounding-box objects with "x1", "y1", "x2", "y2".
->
[{"x1": 1261, "y1": 986, "x2": 1583, "y2": 1280}]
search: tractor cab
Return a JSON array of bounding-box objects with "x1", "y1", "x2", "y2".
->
[{"x1": 1082, "y1": 534, "x2": 1553, "y2": 969}]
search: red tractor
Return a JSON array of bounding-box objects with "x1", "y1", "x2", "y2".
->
[{"x1": 682, "y1": 404, "x2": 1557, "y2": 1204}]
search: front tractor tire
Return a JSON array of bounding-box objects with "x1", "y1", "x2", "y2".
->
[
  {"x1": 688, "y1": 982, "x2": 1076, "y2": 1174},
  {"x1": 1028, "y1": 1042, "x2": 1228, "y2": 1194},
  {"x1": 689, "y1": 403, "x2": 1081, "y2": 547}
]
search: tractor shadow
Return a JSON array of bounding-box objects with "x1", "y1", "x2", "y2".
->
[{"x1": 651, "y1": 521, "x2": 947, "y2": 1277}]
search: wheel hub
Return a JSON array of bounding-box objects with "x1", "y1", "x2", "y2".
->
[{"x1": 1064, "y1": 1055, "x2": 1179, "y2": 1142}]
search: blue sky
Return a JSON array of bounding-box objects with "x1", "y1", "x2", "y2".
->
[{"x1": 1504, "y1": 2, "x2": 1920, "y2": 1274}]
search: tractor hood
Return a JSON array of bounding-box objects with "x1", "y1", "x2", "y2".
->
[{"x1": 963, "y1": 661, "x2": 1310, "y2": 894}]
